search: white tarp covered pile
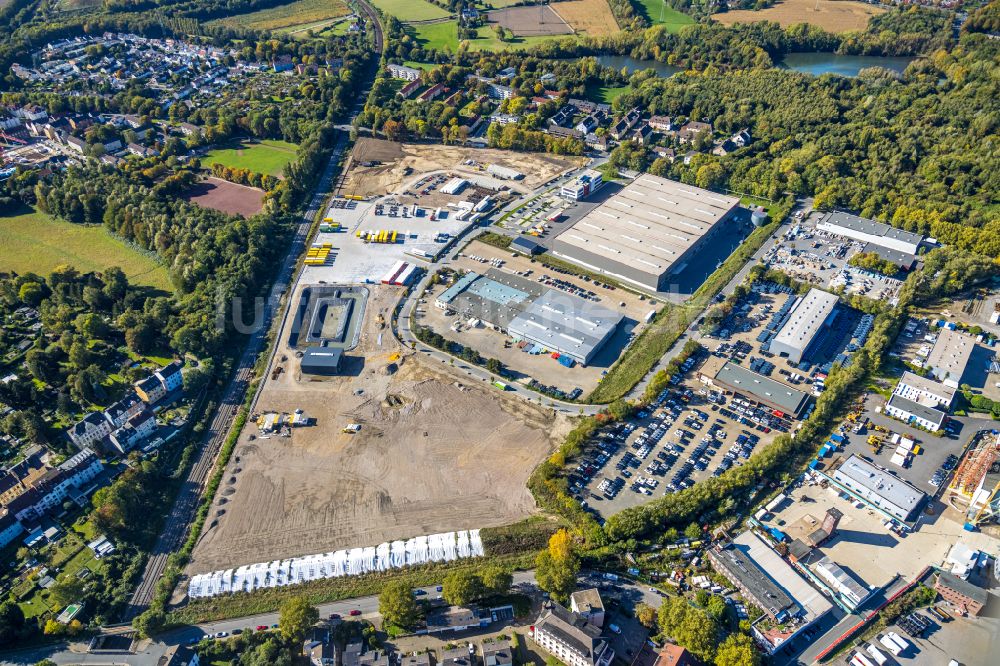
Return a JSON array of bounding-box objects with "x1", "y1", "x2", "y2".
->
[{"x1": 188, "y1": 529, "x2": 485, "y2": 599}]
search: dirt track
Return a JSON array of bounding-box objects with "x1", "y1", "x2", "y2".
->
[{"x1": 187, "y1": 285, "x2": 568, "y2": 574}]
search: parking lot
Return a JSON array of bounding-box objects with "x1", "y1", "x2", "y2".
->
[
  {"x1": 873, "y1": 606, "x2": 1000, "y2": 665},
  {"x1": 764, "y1": 212, "x2": 903, "y2": 304},
  {"x1": 572, "y1": 347, "x2": 788, "y2": 519}
]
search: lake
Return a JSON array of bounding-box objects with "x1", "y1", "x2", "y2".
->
[
  {"x1": 779, "y1": 53, "x2": 915, "y2": 77},
  {"x1": 594, "y1": 55, "x2": 681, "y2": 78}
]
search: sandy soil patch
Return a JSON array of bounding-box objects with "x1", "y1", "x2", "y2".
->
[
  {"x1": 345, "y1": 139, "x2": 585, "y2": 198},
  {"x1": 183, "y1": 177, "x2": 265, "y2": 217},
  {"x1": 486, "y1": 5, "x2": 574, "y2": 36},
  {"x1": 712, "y1": 0, "x2": 883, "y2": 33},
  {"x1": 187, "y1": 284, "x2": 568, "y2": 574},
  {"x1": 552, "y1": 0, "x2": 621, "y2": 36}
]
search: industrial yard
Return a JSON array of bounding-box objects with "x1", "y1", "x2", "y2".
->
[
  {"x1": 186, "y1": 280, "x2": 565, "y2": 574},
  {"x1": 340, "y1": 139, "x2": 584, "y2": 198},
  {"x1": 413, "y1": 239, "x2": 657, "y2": 393}
]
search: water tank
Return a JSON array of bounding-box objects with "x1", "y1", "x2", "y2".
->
[{"x1": 751, "y1": 206, "x2": 768, "y2": 227}]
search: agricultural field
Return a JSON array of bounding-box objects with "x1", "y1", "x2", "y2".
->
[
  {"x1": 206, "y1": 0, "x2": 351, "y2": 33},
  {"x1": 0, "y1": 207, "x2": 171, "y2": 291},
  {"x1": 202, "y1": 139, "x2": 298, "y2": 178},
  {"x1": 183, "y1": 177, "x2": 266, "y2": 218},
  {"x1": 552, "y1": 0, "x2": 621, "y2": 36},
  {"x1": 712, "y1": 0, "x2": 884, "y2": 33},
  {"x1": 56, "y1": 0, "x2": 102, "y2": 10},
  {"x1": 633, "y1": 0, "x2": 695, "y2": 32},
  {"x1": 486, "y1": 5, "x2": 574, "y2": 36},
  {"x1": 369, "y1": 0, "x2": 451, "y2": 21}
]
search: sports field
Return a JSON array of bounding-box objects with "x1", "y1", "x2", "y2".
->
[
  {"x1": 712, "y1": 0, "x2": 883, "y2": 32},
  {"x1": 0, "y1": 208, "x2": 171, "y2": 291},
  {"x1": 633, "y1": 0, "x2": 695, "y2": 32},
  {"x1": 203, "y1": 139, "x2": 298, "y2": 178},
  {"x1": 207, "y1": 0, "x2": 351, "y2": 32},
  {"x1": 369, "y1": 0, "x2": 451, "y2": 21}
]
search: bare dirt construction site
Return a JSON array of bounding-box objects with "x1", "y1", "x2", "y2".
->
[
  {"x1": 342, "y1": 139, "x2": 586, "y2": 198},
  {"x1": 712, "y1": 0, "x2": 883, "y2": 33},
  {"x1": 186, "y1": 283, "x2": 568, "y2": 575},
  {"x1": 487, "y1": 5, "x2": 573, "y2": 36},
  {"x1": 552, "y1": 0, "x2": 621, "y2": 36},
  {"x1": 183, "y1": 177, "x2": 265, "y2": 217}
]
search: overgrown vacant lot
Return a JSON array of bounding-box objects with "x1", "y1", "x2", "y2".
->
[
  {"x1": 183, "y1": 178, "x2": 266, "y2": 218},
  {"x1": 203, "y1": 139, "x2": 298, "y2": 178},
  {"x1": 207, "y1": 0, "x2": 351, "y2": 32},
  {"x1": 712, "y1": 0, "x2": 883, "y2": 33},
  {"x1": 0, "y1": 207, "x2": 171, "y2": 291}
]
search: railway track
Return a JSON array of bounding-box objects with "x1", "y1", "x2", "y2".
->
[{"x1": 120, "y1": 2, "x2": 385, "y2": 623}]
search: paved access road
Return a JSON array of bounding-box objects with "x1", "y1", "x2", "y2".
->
[
  {"x1": 3, "y1": 571, "x2": 661, "y2": 666},
  {"x1": 120, "y1": 1, "x2": 385, "y2": 623}
]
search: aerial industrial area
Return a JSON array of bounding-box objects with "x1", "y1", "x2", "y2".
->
[{"x1": 1, "y1": 3, "x2": 999, "y2": 666}]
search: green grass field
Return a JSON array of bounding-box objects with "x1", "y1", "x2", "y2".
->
[
  {"x1": 633, "y1": 0, "x2": 695, "y2": 32},
  {"x1": 586, "y1": 83, "x2": 630, "y2": 103},
  {"x1": 0, "y1": 208, "x2": 171, "y2": 291},
  {"x1": 207, "y1": 0, "x2": 350, "y2": 32},
  {"x1": 409, "y1": 22, "x2": 578, "y2": 52},
  {"x1": 203, "y1": 139, "x2": 298, "y2": 178},
  {"x1": 370, "y1": 0, "x2": 451, "y2": 21}
]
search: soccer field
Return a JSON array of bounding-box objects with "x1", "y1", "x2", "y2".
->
[
  {"x1": 0, "y1": 208, "x2": 171, "y2": 291},
  {"x1": 203, "y1": 139, "x2": 298, "y2": 178}
]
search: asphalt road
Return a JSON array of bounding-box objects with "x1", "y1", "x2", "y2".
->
[
  {"x1": 119, "y1": 2, "x2": 384, "y2": 623},
  {"x1": 3, "y1": 571, "x2": 661, "y2": 666}
]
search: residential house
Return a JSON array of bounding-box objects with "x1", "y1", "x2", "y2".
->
[
  {"x1": 401, "y1": 654, "x2": 432, "y2": 666},
  {"x1": 678, "y1": 121, "x2": 712, "y2": 143},
  {"x1": 387, "y1": 63, "x2": 422, "y2": 81},
  {"x1": 585, "y1": 133, "x2": 608, "y2": 151},
  {"x1": 108, "y1": 409, "x2": 156, "y2": 455},
  {"x1": 418, "y1": 83, "x2": 446, "y2": 103},
  {"x1": 69, "y1": 412, "x2": 112, "y2": 449},
  {"x1": 439, "y1": 646, "x2": 472, "y2": 666},
  {"x1": 156, "y1": 361, "x2": 184, "y2": 393},
  {"x1": 549, "y1": 126, "x2": 584, "y2": 141},
  {"x1": 135, "y1": 375, "x2": 166, "y2": 404},
  {"x1": 711, "y1": 139, "x2": 737, "y2": 157},
  {"x1": 10, "y1": 448, "x2": 103, "y2": 523},
  {"x1": 530, "y1": 602, "x2": 614, "y2": 666},
  {"x1": 0, "y1": 446, "x2": 47, "y2": 506},
  {"x1": 0, "y1": 512, "x2": 24, "y2": 549},
  {"x1": 128, "y1": 142, "x2": 159, "y2": 157},
  {"x1": 178, "y1": 122, "x2": 202, "y2": 137},
  {"x1": 731, "y1": 128, "x2": 752, "y2": 147},
  {"x1": 0, "y1": 112, "x2": 21, "y2": 130},
  {"x1": 548, "y1": 105, "x2": 574, "y2": 127},
  {"x1": 18, "y1": 104, "x2": 48, "y2": 122},
  {"x1": 399, "y1": 80, "x2": 422, "y2": 99},
  {"x1": 630, "y1": 124, "x2": 653, "y2": 146},
  {"x1": 651, "y1": 645, "x2": 694, "y2": 666},
  {"x1": 480, "y1": 639, "x2": 513, "y2": 666},
  {"x1": 608, "y1": 107, "x2": 641, "y2": 141},
  {"x1": 574, "y1": 115, "x2": 599, "y2": 134},
  {"x1": 105, "y1": 392, "x2": 144, "y2": 428},
  {"x1": 647, "y1": 115, "x2": 674, "y2": 132},
  {"x1": 303, "y1": 625, "x2": 336, "y2": 666},
  {"x1": 569, "y1": 588, "x2": 605, "y2": 628},
  {"x1": 159, "y1": 645, "x2": 200, "y2": 666},
  {"x1": 64, "y1": 135, "x2": 87, "y2": 153},
  {"x1": 487, "y1": 83, "x2": 514, "y2": 100}
]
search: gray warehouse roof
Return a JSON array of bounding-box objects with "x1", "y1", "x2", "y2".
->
[
  {"x1": 301, "y1": 347, "x2": 342, "y2": 373},
  {"x1": 772, "y1": 288, "x2": 839, "y2": 355},
  {"x1": 553, "y1": 175, "x2": 740, "y2": 280},
  {"x1": 833, "y1": 455, "x2": 926, "y2": 515},
  {"x1": 860, "y1": 242, "x2": 917, "y2": 270},
  {"x1": 819, "y1": 211, "x2": 924, "y2": 249},
  {"x1": 507, "y1": 290, "x2": 623, "y2": 362},
  {"x1": 927, "y1": 328, "x2": 974, "y2": 384},
  {"x1": 712, "y1": 361, "x2": 811, "y2": 416},
  {"x1": 886, "y1": 393, "x2": 947, "y2": 429}
]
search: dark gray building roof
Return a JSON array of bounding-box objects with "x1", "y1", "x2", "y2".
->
[
  {"x1": 886, "y1": 393, "x2": 946, "y2": 429},
  {"x1": 860, "y1": 242, "x2": 916, "y2": 270},
  {"x1": 711, "y1": 542, "x2": 801, "y2": 621},
  {"x1": 712, "y1": 361, "x2": 811, "y2": 417},
  {"x1": 820, "y1": 211, "x2": 924, "y2": 248},
  {"x1": 534, "y1": 602, "x2": 606, "y2": 660},
  {"x1": 936, "y1": 570, "x2": 988, "y2": 605},
  {"x1": 301, "y1": 348, "x2": 342, "y2": 374}
]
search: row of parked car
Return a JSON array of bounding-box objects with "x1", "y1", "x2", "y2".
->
[{"x1": 929, "y1": 453, "x2": 960, "y2": 488}]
